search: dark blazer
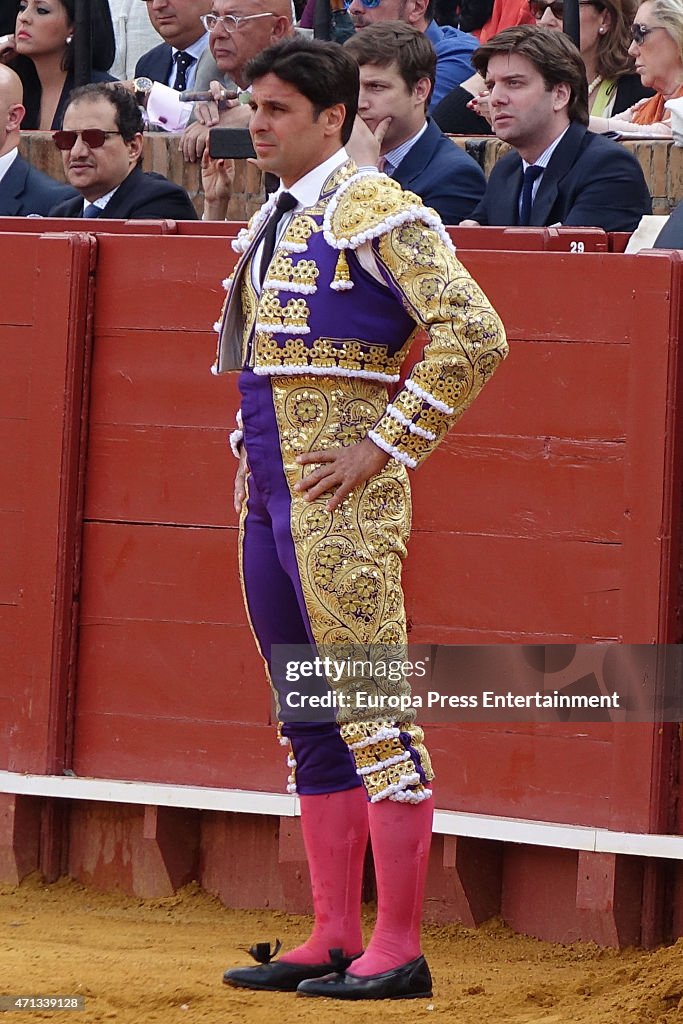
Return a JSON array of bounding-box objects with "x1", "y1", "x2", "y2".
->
[
  {"x1": 469, "y1": 121, "x2": 651, "y2": 231},
  {"x1": 135, "y1": 42, "x2": 174, "y2": 85},
  {"x1": 48, "y1": 164, "x2": 198, "y2": 220},
  {"x1": 391, "y1": 117, "x2": 486, "y2": 225},
  {"x1": 0, "y1": 153, "x2": 77, "y2": 216},
  {"x1": 654, "y1": 201, "x2": 683, "y2": 248}
]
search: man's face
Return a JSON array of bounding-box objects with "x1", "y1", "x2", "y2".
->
[
  {"x1": 61, "y1": 97, "x2": 142, "y2": 202},
  {"x1": 249, "y1": 72, "x2": 343, "y2": 187},
  {"x1": 208, "y1": 0, "x2": 289, "y2": 83},
  {"x1": 347, "y1": 0, "x2": 424, "y2": 31},
  {"x1": 485, "y1": 52, "x2": 568, "y2": 155},
  {"x1": 143, "y1": 0, "x2": 210, "y2": 49},
  {"x1": 357, "y1": 61, "x2": 428, "y2": 150}
]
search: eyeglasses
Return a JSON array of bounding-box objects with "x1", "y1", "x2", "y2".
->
[
  {"x1": 199, "y1": 11, "x2": 276, "y2": 31},
  {"x1": 343, "y1": 0, "x2": 382, "y2": 8},
  {"x1": 53, "y1": 129, "x2": 122, "y2": 150},
  {"x1": 528, "y1": 0, "x2": 601, "y2": 17},
  {"x1": 630, "y1": 22, "x2": 667, "y2": 43}
]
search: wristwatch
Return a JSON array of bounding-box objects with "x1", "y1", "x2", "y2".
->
[{"x1": 133, "y1": 76, "x2": 153, "y2": 102}]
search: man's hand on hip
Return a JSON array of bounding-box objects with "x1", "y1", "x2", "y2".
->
[{"x1": 294, "y1": 437, "x2": 390, "y2": 513}]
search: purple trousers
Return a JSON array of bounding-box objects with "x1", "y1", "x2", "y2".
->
[{"x1": 238, "y1": 368, "x2": 361, "y2": 796}]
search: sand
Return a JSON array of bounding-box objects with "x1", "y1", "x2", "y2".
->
[{"x1": 1, "y1": 874, "x2": 682, "y2": 1023}]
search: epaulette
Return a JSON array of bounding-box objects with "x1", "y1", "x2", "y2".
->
[{"x1": 322, "y1": 170, "x2": 454, "y2": 254}]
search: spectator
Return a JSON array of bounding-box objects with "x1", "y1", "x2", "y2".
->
[
  {"x1": 461, "y1": 25, "x2": 651, "y2": 229},
  {"x1": 0, "y1": 63, "x2": 76, "y2": 213},
  {"x1": 433, "y1": 0, "x2": 651, "y2": 133},
  {"x1": 135, "y1": 0, "x2": 212, "y2": 89},
  {"x1": 180, "y1": 0, "x2": 294, "y2": 161},
  {"x1": 346, "y1": 0, "x2": 479, "y2": 106},
  {"x1": 344, "y1": 21, "x2": 485, "y2": 222},
  {"x1": 49, "y1": 82, "x2": 198, "y2": 218},
  {"x1": 108, "y1": 0, "x2": 160, "y2": 79},
  {"x1": 591, "y1": 0, "x2": 683, "y2": 134},
  {"x1": 0, "y1": 0, "x2": 117, "y2": 130}
]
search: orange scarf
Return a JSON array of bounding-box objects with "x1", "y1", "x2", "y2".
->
[{"x1": 631, "y1": 84, "x2": 683, "y2": 124}]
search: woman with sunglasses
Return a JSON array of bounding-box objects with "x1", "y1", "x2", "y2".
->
[
  {"x1": 433, "y1": 0, "x2": 650, "y2": 132},
  {"x1": 590, "y1": 0, "x2": 683, "y2": 134},
  {"x1": 0, "y1": 0, "x2": 116, "y2": 130}
]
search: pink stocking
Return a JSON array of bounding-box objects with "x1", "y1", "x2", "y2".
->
[
  {"x1": 281, "y1": 787, "x2": 368, "y2": 964},
  {"x1": 347, "y1": 790, "x2": 433, "y2": 976}
]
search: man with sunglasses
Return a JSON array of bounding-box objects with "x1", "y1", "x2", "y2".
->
[
  {"x1": 346, "y1": 0, "x2": 479, "y2": 108},
  {"x1": 49, "y1": 83, "x2": 198, "y2": 219},
  {"x1": 460, "y1": 25, "x2": 651, "y2": 230}
]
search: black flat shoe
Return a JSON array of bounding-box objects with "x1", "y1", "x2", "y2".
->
[
  {"x1": 296, "y1": 954, "x2": 432, "y2": 1000},
  {"x1": 223, "y1": 946, "x2": 357, "y2": 992}
]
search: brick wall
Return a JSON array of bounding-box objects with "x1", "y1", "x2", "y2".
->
[{"x1": 18, "y1": 130, "x2": 683, "y2": 218}]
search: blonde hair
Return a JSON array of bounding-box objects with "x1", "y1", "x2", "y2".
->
[{"x1": 649, "y1": 0, "x2": 683, "y2": 62}]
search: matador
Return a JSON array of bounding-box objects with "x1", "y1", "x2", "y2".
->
[{"x1": 212, "y1": 36, "x2": 508, "y2": 1001}]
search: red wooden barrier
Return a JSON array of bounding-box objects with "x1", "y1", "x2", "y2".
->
[{"x1": 1, "y1": 228, "x2": 682, "y2": 945}]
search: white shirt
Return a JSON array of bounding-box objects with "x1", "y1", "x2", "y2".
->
[
  {"x1": 0, "y1": 147, "x2": 18, "y2": 185},
  {"x1": 82, "y1": 184, "x2": 120, "y2": 216},
  {"x1": 251, "y1": 147, "x2": 350, "y2": 290}
]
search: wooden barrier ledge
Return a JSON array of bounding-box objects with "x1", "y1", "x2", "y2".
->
[{"x1": 17, "y1": 130, "x2": 683, "y2": 220}]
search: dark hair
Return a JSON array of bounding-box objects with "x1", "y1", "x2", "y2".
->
[
  {"x1": 591, "y1": 0, "x2": 639, "y2": 79},
  {"x1": 344, "y1": 21, "x2": 436, "y2": 107},
  {"x1": 472, "y1": 24, "x2": 589, "y2": 125},
  {"x1": 245, "y1": 37, "x2": 359, "y2": 144},
  {"x1": 12, "y1": 0, "x2": 115, "y2": 128},
  {"x1": 66, "y1": 83, "x2": 144, "y2": 141}
]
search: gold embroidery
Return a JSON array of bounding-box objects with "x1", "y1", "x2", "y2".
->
[
  {"x1": 268, "y1": 254, "x2": 319, "y2": 291},
  {"x1": 269, "y1": 375, "x2": 415, "y2": 725},
  {"x1": 256, "y1": 293, "x2": 311, "y2": 333},
  {"x1": 327, "y1": 175, "x2": 423, "y2": 243}
]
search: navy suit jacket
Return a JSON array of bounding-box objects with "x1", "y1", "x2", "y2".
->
[
  {"x1": 48, "y1": 165, "x2": 198, "y2": 220},
  {"x1": 391, "y1": 118, "x2": 485, "y2": 226},
  {"x1": 469, "y1": 121, "x2": 652, "y2": 231},
  {"x1": 135, "y1": 42, "x2": 174, "y2": 84},
  {"x1": 0, "y1": 153, "x2": 77, "y2": 216}
]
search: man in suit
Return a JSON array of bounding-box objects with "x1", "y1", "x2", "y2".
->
[
  {"x1": 346, "y1": 0, "x2": 478, "y2": 108},
  {"x1": 135, "y1": 0, "x2": 212, "y2": 89},
  {"x1": 461, "y1": 25, "x2": 651, "y2": 231},
  {"x1": 344, "y1": 22, "x2": 485, "y2": 225},
  {"x1": 0, "y1": 65, "x2": 76, "y2": 215},
  {"x1": 49, "y1": 83, "x2": 198, "y2": 220}
]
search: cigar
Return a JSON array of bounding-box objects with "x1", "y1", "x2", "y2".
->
[{"x1": 177, "y1": 88, "x2": 250, "y2": 105}]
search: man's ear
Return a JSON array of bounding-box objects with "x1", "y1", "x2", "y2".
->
[
  {"x1": 413, "y1": 76, "x2": 432, "y2": 106},
  {"x1": 271, "y1": 15, "x2": 292, "y2": 41},
  {"x1": 7, "y1": 102, "x2": 25, "y2": 132},
  {"x1": 552, "y1": 81, "x2": 571, "y2": 112},
  {"x1": 127, "y1": 132, "x2": 144, "y2": 164},
  {"x1": 321, "y1": 101, "x2": 346, "y2": 137},
  {"x1": 404, "y1": 0, "x2": 429, "y2": 25}
]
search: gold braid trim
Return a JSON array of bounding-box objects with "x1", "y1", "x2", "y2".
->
[{"x1": 340, "y1": 719, "x2": 433, "y2": 803}]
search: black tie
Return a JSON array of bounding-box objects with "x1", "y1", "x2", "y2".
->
[
  {"x1": 519, "y1": 164, "x2": 543, "y2": 226},
  {"x1": 172, "y1": 50, "x2": 194, "y2": 91},
  {"x1": 258, "y1": 192, "x2": 297, "y2": 285}
]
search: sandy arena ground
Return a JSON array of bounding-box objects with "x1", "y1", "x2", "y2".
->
[{"x1": 1, "y1": 874, "x2": 682, "y2": 1023}]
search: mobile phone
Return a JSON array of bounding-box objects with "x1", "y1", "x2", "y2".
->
[{"x1": 208, "y1": 128, "x2": 256, "y2": 160}]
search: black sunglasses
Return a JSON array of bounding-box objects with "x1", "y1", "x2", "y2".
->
[
  {"x1": 630, "y1": 22, "x2": 667, "y2": 43},
  {"x1": 53, "y1": 129, "x2": 122, "y2": 150},
  {"x1": 528, "y1": 0, "x2": 602, "y2": 17}
]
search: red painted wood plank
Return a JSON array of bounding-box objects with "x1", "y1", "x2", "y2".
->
[
  {"x1": 93, "y1": 234, "x2": 234, "y2": 330},
  {"x1": 76, "y1": 621, "x2": 269, "y2": 723},
  {"x1": 404, "y1": 533, "x2": 621, "y2": 640},
  {"x1": 0, "y1": 511, "x2": 23, "y2": 605},
  {"x1": 79, "y1": 522, "x2": 240, "y2": 624},
  {"x1": 88, "y1": 331, "x2": 236, "y2": 429},
  {"x1": 73, "y1": 718, "x2": 284, "y2": 791},
  {"x1": 458, "y1": 251, "x2": 673, "y2": 344}
]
